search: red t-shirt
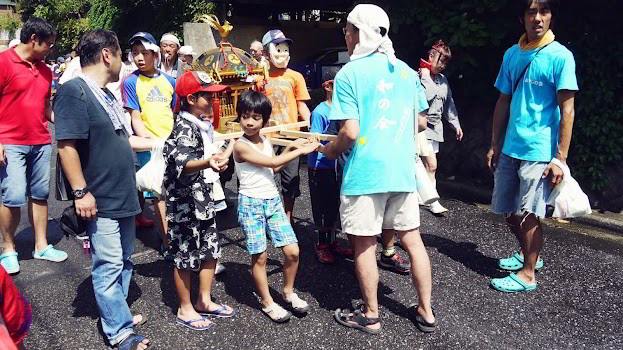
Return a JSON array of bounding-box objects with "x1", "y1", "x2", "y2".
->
[{"x1": 0, "y1": 48, "x2": 52, "y2": 145}]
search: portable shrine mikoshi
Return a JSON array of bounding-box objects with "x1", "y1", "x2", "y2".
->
[
  {"x1": 191, "y1": 15, "x2": 268, "y2": 133},
  {"x1": 194, "y1": 16, "x2": 337, "y2": 145}
]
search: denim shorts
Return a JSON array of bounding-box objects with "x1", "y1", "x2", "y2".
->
[
  {"x1": 0, "y1": 144, "x2": 52, "y2": 207},
  {"x1": 491, "y1": 154, "x2": 552, "y2": 218},
  {"x1": 237, "y1": 194, "x2": 298, "y2": 255}
]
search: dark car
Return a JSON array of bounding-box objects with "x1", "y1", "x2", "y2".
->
[{"x1": 292, "y1": 47, "x2": 349, "y2": 89}]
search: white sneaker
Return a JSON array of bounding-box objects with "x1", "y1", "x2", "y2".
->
[
  {"x1": 215, "y1": 263, "x2": 226, "y2": 275},
  {"x1": 284, "y1": 292, "x2": 310, "y2": 313},
  {"x1": 429, "y1": 201, "x2": 448, "y2": 215}
]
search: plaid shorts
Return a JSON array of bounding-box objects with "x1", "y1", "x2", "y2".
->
[{"x1": 237, "y1": 194, "x2": 298, "y2": 255}]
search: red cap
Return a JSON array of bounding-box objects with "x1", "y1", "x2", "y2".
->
[
  {"x1": 176, "y1": 71, "x2": 228, "y2": 97},
  {"x1": 174, "y1": 71, "x2": 228, "y2": 113}
]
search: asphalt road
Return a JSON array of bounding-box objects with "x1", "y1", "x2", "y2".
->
[{"x1": 9, "y1": 161, "x2": 623, "y2": 350}]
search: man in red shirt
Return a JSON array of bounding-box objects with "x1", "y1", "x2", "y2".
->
[{"x1": 0, "y1": 18, "x2": 67, "y2": 275}]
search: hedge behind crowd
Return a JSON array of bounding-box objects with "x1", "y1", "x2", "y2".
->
[{"x1": 383, "y1": 0, "x2": 623, "y2": 209}]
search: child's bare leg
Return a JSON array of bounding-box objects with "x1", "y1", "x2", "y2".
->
[
  {"x1": 281, "y1": 243, "x2": 300, "y2": 296},
  {"x1": 195, "y1": 259, "x2": 216, "y2": 308},
  {"x1": 252, "y1": 252, "x2": 273, "y2": 307},
  {"x1": 173, "y1": 268, "x2": 211, "y2": 327},
  {"x1": 154, "y1": 199, "x2": 168, "y2": 248}
]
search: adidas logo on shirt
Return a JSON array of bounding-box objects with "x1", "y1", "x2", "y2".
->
[{"x1": 146, "y1": 87, "x2": 168, "y2": 103}]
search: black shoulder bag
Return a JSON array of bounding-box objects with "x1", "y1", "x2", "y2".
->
[{"x1": 55, "y1": 84, "x2": 87, "y2": 238}]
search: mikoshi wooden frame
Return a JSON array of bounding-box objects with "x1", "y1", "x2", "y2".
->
[{"x1": 213, "y1": 120, "x2": 337, "y2": 145}]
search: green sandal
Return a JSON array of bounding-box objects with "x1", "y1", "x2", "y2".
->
[
  {"x1": 498, "y1": 251, "x2": 544, "y2": 271},
  {"x1": 490, "y1": 273, "x2": 537, "y2": 293}
]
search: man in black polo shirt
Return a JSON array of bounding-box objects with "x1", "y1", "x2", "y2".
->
[{"x1": 55, "y1": 30, "x2": 156, "y2": 350}]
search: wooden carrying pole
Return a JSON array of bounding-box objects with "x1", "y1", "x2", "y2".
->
[
  {"x1": 279, "y1": 130, "x2": 337, "y2": 141},
  {"x1": 213, "y1": 120, "x2": 310, "y2": 141}
]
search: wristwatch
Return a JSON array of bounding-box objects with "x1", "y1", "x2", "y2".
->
[{"x1": 72, "y1": 187, "x2": 89, "y2": 199}]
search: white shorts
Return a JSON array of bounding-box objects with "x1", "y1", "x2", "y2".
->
[
  {"x1": 431, "y1": 140, "x2": 440, "y2": 154},
  {"x1": 417, "y1": 132, "x2": 434, "y2": 157},
  {"x1": 339, "y1": 192, "x2": 420, "y2": 236}
]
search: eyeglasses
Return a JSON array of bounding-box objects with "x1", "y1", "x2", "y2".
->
[{"x1": 342, "y1": 26, "x2": 359, "y2": 35}]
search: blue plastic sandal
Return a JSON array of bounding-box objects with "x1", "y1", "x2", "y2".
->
[
  {"x1": 498, "y1": 251, "x2": 544, "y2": 271},
  {"x1": 33, "y1": 245, "x2": 68, "y2": 262},
  {"x1": 490, "y1": 273, "x2": 537, "y2": 293},
  {"x1": 0, "y1": 251, "x2": 19, "y2": 274},
  {"x1": 197, "y1": 304, "x2": 237, "y2": 318},
  {"x1": 175, "y1": 317, "x2": 214, "y2": 331}
]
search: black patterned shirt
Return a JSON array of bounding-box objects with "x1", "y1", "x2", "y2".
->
[{"x1": 163, "y1": 116, "x2": 215, "y2": 223}]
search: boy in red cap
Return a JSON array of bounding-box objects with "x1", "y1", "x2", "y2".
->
[{"x1": 162, "y1": 70, "x2": 236, "y2": 330}]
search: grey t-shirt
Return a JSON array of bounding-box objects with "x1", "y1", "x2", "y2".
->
[{"x1": 54, "y1": 78, "x2": 140, "y2": 219}]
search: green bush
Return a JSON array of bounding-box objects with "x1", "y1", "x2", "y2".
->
[{"x1": 385, "y1": 0, "x2": 623, "y2": 192}]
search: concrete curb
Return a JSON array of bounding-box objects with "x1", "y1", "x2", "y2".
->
[
  {"x1": 437, "y1": 179, "x2": 623, "y2": 235},
  {"x1": 573, "y1": 215, "x2": 623, "y2": 235}
]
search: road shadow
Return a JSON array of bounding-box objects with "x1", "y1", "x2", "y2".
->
[
  {"x1": 422, "y1": 233, "x2": 504, "y2": 278},
  {"x1": 220, "y1": 260, "x2": 302, "y2": 316},
  {"x1": 71, "y1": 275, "x2": 143, "y2": 344},
  {"x1": 12, "y1": 219, "x2": 64, "y2": 260},
  {"x1": 133, "y1": 260, "x2": 176, "y2": 314}
]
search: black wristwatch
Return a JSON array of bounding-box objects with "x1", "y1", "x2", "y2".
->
[{"x1": 72, "y1": 187, "x2": 89, "y2": 199}]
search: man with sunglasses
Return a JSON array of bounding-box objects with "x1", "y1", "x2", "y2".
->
[
  {"x1": 0, "y1": 18, "x2": 68, "y2": 275},
  {"x1": 418, "y1": 40, "x2": 463, "y2": 215}
]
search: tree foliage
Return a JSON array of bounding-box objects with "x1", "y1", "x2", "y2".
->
[
  {"x1": 12, "y1": 0, "x2": 623, "y2": 196},
  {"x1": 16, "y1": 0, "x2": 214, "y2": 53},
  {"x1": 0, "y1": 12, "x2": 21, "y2": 35},
  {"x1": 380, "y1": 0, "x2": 623, "y2": 193}
]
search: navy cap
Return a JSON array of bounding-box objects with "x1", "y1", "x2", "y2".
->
[
  {"x1": 129, "y1": 32, "x2": 157, "y2": 46},
  {"x1": 261, "y1": 29, "x2": 293, "y2": 46}
]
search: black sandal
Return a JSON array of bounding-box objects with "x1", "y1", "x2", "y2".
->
[
  {"x1": 334, "y1": 307, "x2": 382, "y2": 335},
  {"x1": 117, "y1": 334, "x2": 150, "y2": 350},
  {"x1": 414, "y1": 307, "x2": 437, "y2": 333}
]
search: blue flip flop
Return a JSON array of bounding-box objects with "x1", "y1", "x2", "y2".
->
[
  {"x1": 498, "y1": 251, "x2": 544, "y2": 271},
  {"x1": 490, "y1": 273, "x2": 537, "y2": 293},
  {"x1": 197, "y1": 304, "x2": 237, "y2": 318},
  {"x1": 175, "y1": 317, "x2": 214, "y2": 331}
]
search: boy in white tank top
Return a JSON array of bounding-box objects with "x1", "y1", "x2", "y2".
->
[{"x1": 233, "y1": 91, "x2": 319, "y2": 323}]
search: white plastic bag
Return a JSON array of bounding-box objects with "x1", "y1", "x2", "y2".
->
[
  {"x1": 546, "y1": 159, "x2": 591, "y2": 219},
  {"x1": 415, "y1": 157, "x2": 440, "y2": 205},
  {"x1": 136, "y1": 144, "x2": 165, "y2": 197}
]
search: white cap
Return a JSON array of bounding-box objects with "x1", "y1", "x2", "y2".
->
[
  {"x1": 160, "y1": 33, "x2": 180, "y2": 47},
  {"x1": 8, "y1": 38, "x2": 20, "y2": 48},
  {"x1": 178, "y1": 45, "x2": 196, "y2": 56}
]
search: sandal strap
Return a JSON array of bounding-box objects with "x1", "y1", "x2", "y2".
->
[
  {"x1": 508, "y1": 273, "x2": 532, "y2": 288},
  {"x1": 512, "y1": 251, "x2": 524, "y2": 263},
  {"x1": 263, "y1": 303, "x2": 288, "y2": 320},
  {"x1": 0, "y1": 251, "x2": 18, "y2": 260},
  {"x1": 286, "y1": 293, "x2": 308, "y2": 308},
  {"x1": 352, "y1": 309, "x2": 380, "y2": 326}
]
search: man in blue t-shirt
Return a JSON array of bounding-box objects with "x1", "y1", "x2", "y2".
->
[
  {"x1": 486, "y1": 0, "x2": 578, "y2": 293},
  {"x1": 320, "y1": 4, "x2": 436, "y2": 334}
]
